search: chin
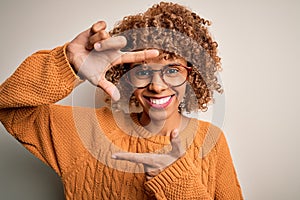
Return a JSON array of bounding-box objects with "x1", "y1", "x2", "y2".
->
[
  {"x1": 144, "y1": 104, "x2": 179, "y2": 122},
  {"x1": 147, "y1": 108, "x2": 168, "y2": 121}
]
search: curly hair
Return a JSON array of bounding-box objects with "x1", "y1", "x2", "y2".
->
[{"x1": 105, "y1": 1, "x2": 222, "y2": 113}]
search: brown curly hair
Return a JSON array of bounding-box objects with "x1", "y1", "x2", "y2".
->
[{"x1": 106, "y1": 1, "x2": 222, "y2": 113}]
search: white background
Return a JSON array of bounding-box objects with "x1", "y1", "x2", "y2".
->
[{"x1": 0, "y1": 0, "x2": 299, "y2": 199}]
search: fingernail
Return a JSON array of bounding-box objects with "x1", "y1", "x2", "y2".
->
[
  {"x1": 111, "y1": 154, "x2": 117, "y2": 159},
  {"x1": 152, "y1": 49, "x2": 160, "y2": 56},
  {"x1": 94, "y1": 43, "x2": 101, "y2": 50},
  {"x1": 172, "y1": 129, "x2": 179, "y2": 137}
]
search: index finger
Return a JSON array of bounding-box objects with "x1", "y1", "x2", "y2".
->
[
  {"x1": 112, "y1": 152, "x2": 155, "y2": 166},
  {"x1": 91, "y1": 21, "x2": 107, "y2": 34},
  {"x1": 112, "y1": 152, "x2": 145, "y2": 162},
  {"x1": 113, "y1": 49, "x2": 160, "y2": 65}
]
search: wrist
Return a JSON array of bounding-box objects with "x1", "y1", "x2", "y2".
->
[
  {"x1": 66, "y1": 43, "x2": 83, "y2": 76},
  {"x1": 66, "y1": 44, "x2": 76, "y2": 70},
  {"x1": 64, "y1": 43, "x2": 86, "y2": 81}
]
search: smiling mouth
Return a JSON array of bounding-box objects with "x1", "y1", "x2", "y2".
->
[{"x1": 144, "y1": 95, "x2": 174, "y2": 109}]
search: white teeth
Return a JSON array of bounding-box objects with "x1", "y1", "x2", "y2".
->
[{"x1": 150, "y1": 96, "x2": 171, "y2": 105}]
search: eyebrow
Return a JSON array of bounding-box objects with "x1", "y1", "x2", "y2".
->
[{"x1": 131, "y1": 63, "x2": 182, "y2": 68}]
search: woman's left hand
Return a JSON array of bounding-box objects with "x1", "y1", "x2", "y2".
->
[{"x1": 111, "y1": 129, "x2": 185, "y2": 180}]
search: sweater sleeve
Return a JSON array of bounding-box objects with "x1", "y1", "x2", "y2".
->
[
  {"x1": 144, "y1": 155, "x2": 213, "y2": 200},
  {"x1": 214, "y1": 132, "x2": 244, "y2": 200},
  {"x1": 0, "y1": 44, "x2": 82, "y2": 175},
  {"x1": 0, "y1": 44, "x2": 80, "y2": 109},
  {"x1": 144, "y1": 123, "x2": 244, "y2": 200}
]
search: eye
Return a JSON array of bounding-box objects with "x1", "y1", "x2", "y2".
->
[
  {"x1": 166, "y1": 68, "x2": 179, "y2": 73},
  {"x1": 135, "y1": 69, "x2": 151, "y2": 77},
  {"x1": 164, "y1": 67, "x2": 180, "y2": 76},
  {"x1": 134, "y1": 67, "x2": 152, "y2": 79},
  {"x1": 131, "y1": 64, "x2": 152, "y2": 78}
]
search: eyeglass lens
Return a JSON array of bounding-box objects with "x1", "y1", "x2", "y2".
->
[{"x1": 128, "y1": 64, "x2": 188, "y2": 88}]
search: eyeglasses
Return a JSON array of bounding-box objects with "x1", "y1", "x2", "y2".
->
[{"x1": 126, "y1": 63, "x2": 191, "y2": 88}]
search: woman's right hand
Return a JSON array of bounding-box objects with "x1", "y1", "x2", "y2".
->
[{"x1": 66, "y1": 21, "x2": 159, "y2": 101}]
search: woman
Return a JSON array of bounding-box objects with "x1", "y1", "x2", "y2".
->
[{"x1": 0, "y1": 2, "x2": 243, "y2": 199}]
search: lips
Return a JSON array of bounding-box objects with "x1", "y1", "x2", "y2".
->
[
  {"x1": 150, "y1": 96, "x2": 171, "y2": 105},
  {"x1": 144, "y1": 95, "x2": 174, "y2": 109}
]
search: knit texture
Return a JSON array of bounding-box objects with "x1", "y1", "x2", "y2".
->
[{"x1": 0, "y1": 44, "x2": 243, "y2": 200}]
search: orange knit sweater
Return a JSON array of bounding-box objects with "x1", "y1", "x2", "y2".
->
[{"x1": 0, "y1": 44, "x2": 243, "y2": 200}]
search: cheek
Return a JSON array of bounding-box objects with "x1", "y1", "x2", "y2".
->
[{"x1": 174, "y1": 85, "x2": 186, "y2": 102}]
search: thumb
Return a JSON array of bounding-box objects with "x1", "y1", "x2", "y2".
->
[
  {"x1": 171, "y1": 129, "x2": 179, "y2": 138},
  {"x1": 170, "y1": 129, "x2": 184, "y2": 156}
]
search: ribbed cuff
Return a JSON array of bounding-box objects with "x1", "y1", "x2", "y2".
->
[
  {"x1": 52, "y1": 43, "x2": 84, "y2": 89},
  {"x1": 144, "y1": 154, "x2": 196, "y2": 194}
]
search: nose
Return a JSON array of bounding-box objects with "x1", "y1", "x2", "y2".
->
[{"x1": 148, "y1": 72, "x2": 168, "y2": 93}]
